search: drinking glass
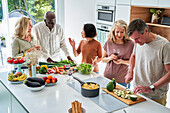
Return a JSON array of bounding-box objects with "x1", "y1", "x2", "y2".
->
[
  {"x1": 113, "y1": 49, "x2": 119, "y2": 60},
  {"x1": 67, "y1": 69, "x2": 74, "y2": 82},
  {"x1": 113, "y1": 49, "x2": 120, "y2": 56}
]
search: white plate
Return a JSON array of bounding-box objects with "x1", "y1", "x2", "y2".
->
[
  {"x1": 9, "y1": 81, "x2": 23, "y2": 84},
  {"x1": 45, "y1": 82, "x2": 57, "y2": 86},
  {"x1": 27, "y1": 85, "x2": 45, "y2": 91}
]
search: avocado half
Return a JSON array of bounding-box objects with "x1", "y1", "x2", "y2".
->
[{"x1": 130, "y1": 95, "x2": 138, "y2": 101}]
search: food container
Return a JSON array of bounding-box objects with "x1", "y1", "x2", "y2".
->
[{"x1": 73, "y1": 76, "x2": 100, "y2": 97}]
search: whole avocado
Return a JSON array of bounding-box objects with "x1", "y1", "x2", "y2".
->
[
  {"x1": 112, "y1": 78, "x2": 116, "y2": 89},
  {"x1": 106, "y1": 81, "x2": 114, "y2": 91}
]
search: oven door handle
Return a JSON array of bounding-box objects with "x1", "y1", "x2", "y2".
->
[{"x1": 96, "y1": 10, "x2": 113, "y2": 14}]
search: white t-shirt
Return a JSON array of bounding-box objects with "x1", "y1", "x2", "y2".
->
[
  {"x1": 32, "y1": 21, "x2": 70, "y2": 61},
  {"x1": 133, "y1": 35, "x2": 170, "y2": 99}
]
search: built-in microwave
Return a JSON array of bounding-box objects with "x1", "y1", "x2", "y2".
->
[{"x1": 96, "y1": 5, "x2": 115, "y2": 26}]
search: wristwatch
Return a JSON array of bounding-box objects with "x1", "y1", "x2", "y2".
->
[{"x1": 149, "y1": 85, "x2": 155, "y2": 91}]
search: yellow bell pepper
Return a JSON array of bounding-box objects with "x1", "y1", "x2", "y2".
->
[{"x1": 40, "y1": 65, "x2": 48, "y2": 71}]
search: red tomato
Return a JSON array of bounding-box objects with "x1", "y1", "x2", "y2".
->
[
  {"x1": 19, "y1": 58, "x2": 24, "y2": 64},
  {"x1": 46, "y1": 79, "x2": 50, "y2": 84},
  {"x1": 7, "y1": 57, "x2": 11, "y2": 60},
  {"x1": 7, "y1": 59, "x2": 13, "y2": 63},
  {"x1": 7, "y1": 58, "x2": 14, "y2": 64},
  {"x1": 13, "y1": 59, "x2": 19, "y2": 64}
]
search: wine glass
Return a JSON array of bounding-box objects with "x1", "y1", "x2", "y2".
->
[
  {"x1": 113, "y1": 49, "x2": 119, "y2": 55},
  {"x1": 67, "y1": 69, "x2": 74, "y2": 82},
  {"x1": 113, "y1": 49, "x2": 120, "y2": 60}
]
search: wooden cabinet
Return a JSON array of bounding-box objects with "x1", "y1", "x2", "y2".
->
[
  {"x1": 130, "y1": 6, "x2": 170, "y2": 41},
  {"x1": 131, "y1": 0, "x2": 158, "y2": 7}
]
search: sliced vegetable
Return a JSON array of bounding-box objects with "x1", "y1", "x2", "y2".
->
[
  {"x1": 78, "y1": 63, "x2": 92, "y2": 74},
  {"x1": 130, "y1": 95, "x2": 138, "y2": 101}
]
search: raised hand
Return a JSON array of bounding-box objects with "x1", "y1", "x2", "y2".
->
[{"x1": 69, "y1": 38, "x2": 75, "y2": 48}]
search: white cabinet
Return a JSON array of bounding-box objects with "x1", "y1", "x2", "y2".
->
[
  {"x1": 131, "y1": 0, "x2": 158, "y2": 7},
  {"x1": 12, "y1": 96, "x2": 28, "y2": 113},
  {"x1": 96, "y1": 0, "x2": 115, "y2": 6},
  {"x1": 158, "y1": 0, "x2": 170, "y2": 8},
  {"x1": 0, "y1": 81, "x2": 28, "y2": 113},
  {"x1": 0, "y1": 82, "x2": 12, "y2": 113},
  {"x1": 116, "y1": 0, "x2": 131, "y2": 5},
  {"x1": 115, "y1": 5, "x2": 131, "y2": 24}
]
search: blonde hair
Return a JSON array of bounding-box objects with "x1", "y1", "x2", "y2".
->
[
  {"x1": 108, "y1": 19, "x2": 130, "y2": 44},
  {"x1": 12, "y1": 16, "x2": 31, "y2": 39}
]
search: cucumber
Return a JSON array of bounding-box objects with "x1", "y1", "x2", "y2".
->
[
  {"x1": 39, "y1": 61, "x2": 76, "y2": 68},
  {"x1": 24, "y1": 80, "x2": 42, "y2": 87},
  {"x1": 27, "y1": 77, "x2": 45, "y2": 85},
  {"x1": 130, "y1": 95, "x2": 138, "y2": 101}
]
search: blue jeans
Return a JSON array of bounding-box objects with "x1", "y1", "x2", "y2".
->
[{"x1": 118, "y1": 82, "x2": 130, "y2": 88}]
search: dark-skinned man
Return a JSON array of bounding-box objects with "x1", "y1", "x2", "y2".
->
[{"x1": 32, "y1": 11, "x2": 73, "y2": 62}]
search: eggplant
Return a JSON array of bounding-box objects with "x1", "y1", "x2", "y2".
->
[
  {"x1": 24, "y1": 80, "x2": 42, "y2": 87},
  {"x1": 27, "y1": 77, "x2": 45, "y2": 85}
]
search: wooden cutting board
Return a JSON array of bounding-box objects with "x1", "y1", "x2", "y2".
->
[{"x1": 103, "y1": 85, "x2": 146, "y2": 105}]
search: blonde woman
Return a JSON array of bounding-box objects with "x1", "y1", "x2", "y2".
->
[
  {"x1": 11, "y1": 16, "x2": 40, "y2": 57},
  {"x1": 102, "y1": 20, "x2": 134, "y2": 87}
]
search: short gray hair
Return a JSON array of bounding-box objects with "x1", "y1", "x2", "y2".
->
[{"x1": 127, "y1": 18, "x2": 150, "y2": 36}]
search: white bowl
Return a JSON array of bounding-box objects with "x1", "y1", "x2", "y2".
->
[
  {"x1": 27, "y1": 85, "x2": 45, "y2": 91},
  {"x1": 68, "y1": 107, "x2": 86, "y2": 113}
]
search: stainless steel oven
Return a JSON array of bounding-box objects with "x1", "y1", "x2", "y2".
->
[{"x1": 96, "y1": 5, "x2": 115, "y2": 26}]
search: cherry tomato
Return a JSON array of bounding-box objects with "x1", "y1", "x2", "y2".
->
[
  {"x1": 19, "y1": 58, "x2": 24, "y2": 64},
  {"x1": 13, "y1": 59, "x2": 19, "y2": 64},
  {"x1": 7, "y1": 57, "x2": 14, "y2": 64}
]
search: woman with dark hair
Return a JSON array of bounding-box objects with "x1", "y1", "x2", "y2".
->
[{"x1": 69, "y1": 23, "x2": 102, "y2": 73}]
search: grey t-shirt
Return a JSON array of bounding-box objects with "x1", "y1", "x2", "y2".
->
[{"x1": 133, "y1": 35, "x2": 170, "y2": 99}]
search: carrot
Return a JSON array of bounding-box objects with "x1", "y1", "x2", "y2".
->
[{"x1": 58, "y1": 66, "x2": 65, "y2": 69}]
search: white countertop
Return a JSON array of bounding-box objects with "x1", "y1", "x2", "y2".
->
[{"x1": 0, "y1": 71, "x2": 170, "y2": 113}]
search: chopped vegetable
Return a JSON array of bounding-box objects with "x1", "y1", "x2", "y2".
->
[{"x1": 78, "y1": 63, "x2": 92, "y2": 74}]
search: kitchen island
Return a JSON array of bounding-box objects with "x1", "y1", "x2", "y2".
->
[{"x1": 0, "y1": 71, "x2": 170, "y2": 113}]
